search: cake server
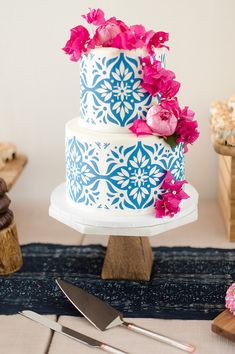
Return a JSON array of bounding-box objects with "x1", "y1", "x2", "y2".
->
[
  {"x1": 19, "y1": 310, "x2": 129, "y2": 354},
  {"x1": 56, "y1": 279, "x2": 195, "y2": 353}
]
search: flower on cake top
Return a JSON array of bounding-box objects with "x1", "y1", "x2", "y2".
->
[
  {"x1": 62, "y1": 25, "x2": 90, "y2": 62},
  {"x1": 155, "y1": 171, "x2": 189, "y2": 218},
  {"x1": 63, "y1": 8, "x2": 169, "y2": 61},
  {"x1": 82, "y1": 8, "x2": 105, "y2": 25}
]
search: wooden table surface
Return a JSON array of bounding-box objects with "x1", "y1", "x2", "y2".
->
[{"x1": 1, "y1": 198, "x2": 235, "y2": 354}]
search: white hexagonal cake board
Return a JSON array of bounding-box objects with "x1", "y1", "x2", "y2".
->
[{"x1": 49, "y1": 183, "x2": 198, "y2": 237}]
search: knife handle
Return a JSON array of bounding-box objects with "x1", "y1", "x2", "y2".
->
[
  {"x1": 100, "y1": 343, "x2": 129, "y2": 354},
  {"x1": 122, "y1": 322, "x2": 195, "y2": 353}
]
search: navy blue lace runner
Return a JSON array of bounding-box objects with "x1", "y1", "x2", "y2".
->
[{"x1": 1, "y1": 243, "x2": 235, "y2": 319}]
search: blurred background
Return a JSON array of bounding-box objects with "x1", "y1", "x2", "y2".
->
[{"x1": 1, "y1": 0, "x2": 235, "y2": 203}]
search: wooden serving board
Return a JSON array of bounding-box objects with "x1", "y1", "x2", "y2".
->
[
  {"x1": 0, "y1": 154, "x2": 27, "y2": 191},
  {"x1": 212, "y1": 309, "x2": 235, "y2": 342}
]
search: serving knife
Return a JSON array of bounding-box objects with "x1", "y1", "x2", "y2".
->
[
  {"x1": 19, "y1": 310, "x2": 129, "y2": 354},
  {"x1": 56, "y1": 279, "x2": 195, "y2": 353}
]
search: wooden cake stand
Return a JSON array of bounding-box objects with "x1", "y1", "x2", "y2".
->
[{"x1": 49, "y1": 183, "x2": 198, "y2": 281}]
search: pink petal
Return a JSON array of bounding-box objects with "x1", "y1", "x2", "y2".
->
[
  {"x1": 129, "y1": 119, "x2": 153, "y2": 136},
  {"x1": 82, "y1": 8, "x2": 106, "y2": 26}
]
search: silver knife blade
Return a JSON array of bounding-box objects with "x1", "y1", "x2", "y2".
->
[
  {"x1": 20, "y1": 310, "x2": 129, "y2": 354},
  {"x1": 56, "y1": 279, "x2": 123, "y2": 331},
  {"x1": 19, "y1": 310, "x2": 101, "y2": 347}
]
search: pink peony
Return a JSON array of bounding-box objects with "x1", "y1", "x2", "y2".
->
[
  {"x1": 146, "y1": 105, "x2": 178, "y2": 137},
  {"x1": 176, "y1": 107, "x2": 199, "y2": 152},
  {"x1": 82, "y1": 8, "x2": 106, "y2": 26},
  {"x1": 91, "y1": 17, "x2": 128, "y2": 47},
  {"x1": 129, "y1": 119, "x2": 153, "y2": 136},
  {"x1": 62, "y1": 25, "x2": 90, "y2": 61},
  {"x1": 141, "y1": 56, "x2": 180, "y2": 98}
]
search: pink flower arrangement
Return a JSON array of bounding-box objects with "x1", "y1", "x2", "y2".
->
[
  {"x1": 62, "y1": 8, "x2": 199, "y2": 153},
  {"x1": 63, "y1": 8, "x2": 169, "y2": 61},
  {"x1": 129, "y1": 98, "x2": 180, "y2": 138},
  {"x1": 155, "y1": 171, "x2": 189, "y2": 218},
  {"x1": 129, "y1": 101, "x2": 199, "y2": 150},
  {"x1": 128, "y1": 54, "x2": 199, "y2": 151}
]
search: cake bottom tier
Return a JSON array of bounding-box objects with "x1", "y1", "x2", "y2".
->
[{"x1": 66, "y1": 118, "x2": 185, "y2": 216}]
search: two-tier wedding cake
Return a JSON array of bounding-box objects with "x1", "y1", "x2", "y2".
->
[{"x1": 63, "y1": 8, "x2": 199, "y2": 218}]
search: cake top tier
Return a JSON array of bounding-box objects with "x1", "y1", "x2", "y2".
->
[
  {"x1": 79, "y1": 47, "x2": 166, "y2": 133},
  {"x1": 63, "y1": 8, "x2": 199, "y2": 153}
]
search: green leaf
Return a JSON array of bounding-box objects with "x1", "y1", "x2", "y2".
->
[{"x1": 165, "y1": 134, "x2": 178, "y2": 148}]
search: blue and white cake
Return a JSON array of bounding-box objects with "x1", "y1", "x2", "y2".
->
[{"x1": 65, "y1": 47, "x2": 185, "y2": 216}]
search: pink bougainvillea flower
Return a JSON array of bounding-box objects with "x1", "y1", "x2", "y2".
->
[
  {"x1": 62, "y1": 25, "x2": 90, "y2": 61},
  {"x1": 130, "y1": 24, "x2": 146, "y2": 37},
  {"x1": 160, "y1": 78, "x2": 181, "y2": 99},
  {"x1": 146, "y1": 104, "x2": 178, "y2": 137},
  {"x1": 141, "y1": 56, "x2": 180, "y2": 98},
  {"x1": 91, "y1": 17, "x2": 128, "y2": 47},
  {"x1": 112, "y1": 30, "x2": 137, "y2": 50},
  {"x1": 180, "y1": 106, "x2": 195, "y2": 120},
  {"x1": 160, "y1": 97, "x2": 180, "y2": 118},
  {"x1": 82, "y1": 8, "x2": 106, "y2": 26},
  {"x1": 155, "y1": 171, "x2": 189, "y2": 218},
  {"x1": 144, "y1": 30, "x2": 169, "y2": 54},
  {"x1": 162, "y1": 171, "x2": 189, "y2": 199},
  {"x1": 175, "y1": 106, "x2": 199, "y2": 152},
  {"x1": 152, "y1": 31, "x2": 169, "y2": 47},
  {"x1": 129, "y1": 119, "x2": 153, "y2": 136},
  {"x1": 112, "y1": 24, "x2": 146, "y2": 50},
  {"x1": 155, "y1": 193, "x2": 181, "y2": 218}
]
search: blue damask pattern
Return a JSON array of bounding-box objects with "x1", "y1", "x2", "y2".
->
[
  {"x1": 80, "y1": 52, "x2": 165, "y2": 127},
  {"x1": 66, "y1": 137, "x2": 184, "y2": 211}
]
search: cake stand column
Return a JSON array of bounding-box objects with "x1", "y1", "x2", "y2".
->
[{"x1": 101, "y1": 236, "x2": 153, "y2": 281}]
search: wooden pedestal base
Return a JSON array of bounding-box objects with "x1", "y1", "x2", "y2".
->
[
  {"x1": 212, "y1": 309, "x2": 235, "y2": 342},
  {"x1": 101, "y1": 236, "x2": 153, "y2": 281},
  {"x1": 0, "y1": 222, "x2": 23, "y2": 275}
]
